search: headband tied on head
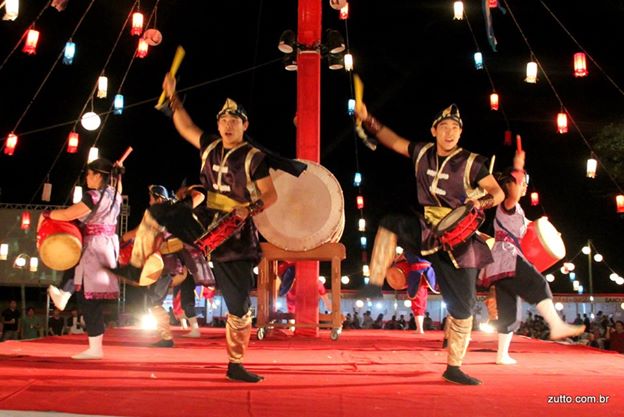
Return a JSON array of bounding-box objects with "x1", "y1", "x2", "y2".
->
[
  {"x1": 216, "y1": 98, "x2": 248, "y2": 122},
  {"x1": 432, "y1": 104, "x2": 463, "y2": 129},
  {"x1": 148, "y1": 184, "x2": 169, "y2": 200}
]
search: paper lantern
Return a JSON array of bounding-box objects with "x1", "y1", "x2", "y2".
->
[
  {"x1": 488, "y1": 0, "x2": 498, "y2": 7},
  {"x1": 473, "y1": 52, "x2": 483, "y2": 70},
  {"x1": 557, "y1": 112, "x2": 568, "y2": 134},
  {"x1": 67, "y1": 131, "x2": 79, "y2": 153},
  {"x1": 29, "y1": 257, "x2": 38, "y2": 272},
  {"x1": 362, "y1": 264, "x2": 370, "y2": 277},
  {"x1": 504, "y1": 130, "x2": 512, "y2": 146},
  {"x1": 87, "y1": 147, "x2": 99, "y2": 162},
  {"x1": 73, "y1": 186, "x2": 83, "y2": 204},
  {"x1": 21, "y1": 211, "x2": 31, "y2": 230},
  {"x1": 143, "y1": 29, "x2": 163, "y2": 46},
  {"x1": 4, "y1": 133, "x2": 18, "y2": 155},
  {"x1": 530, "y1": 192, "x2": 539, "y2": 206},
  {"x1": 360, "y1": 236, "x2": 367, "y2": 249},
  {"x1": 0, "y1": 243, "x2": 8, "y2": 261},
  {"x1": 343, "y1": 53, "x2": 353, "y2": 71},
  {"x1": 453, "y1": 1, "x2": 464, "y2": 20},
  {"x1": 358, "y1": 218, "x2": 366, "y2": 232},
  {"x1": 490, "y1": 93, "x2": 499, "y2": 110},
  {"x1": 131, "y1": 12, "x2": 144, "y2": 36},
  {"x1": 97, "y1": 76, "x2": 108, "y2": 98},
  {"x1": 339, "y1": 3, "x2": 349, "y2": 20},
  {"x1": 525, "y1": 61, "x2": 537, "y2": 83},
  {"x1": 347, "y1": 99, "x2": 355, "y2": 115},
  {"x1": 136, "y1": 38, "x2": 149, "y2": 58},
  {"x1": 81, "y1": 112, "x2": 101, "y2": 131},
  {"x1": 330, "y1": 0, "x2": 347, "y2": 10},
  {"x1": 616, "y1": 195, "x2": 624, "y2": 213},
  {"x1": 22, "y1": 29, "x2": 39, "y2": 55},
  {"x1": 113, "y1": 94, "x2": 124, "y2": 115},
  {"x1": 573, "y1": 52, "x2": 588, "y2": 77},
  {"x1": 586, "y1": 158, "x2": 597, "y2": 178},
  {"x1": 42, "y1": 182, "x2": 52, "y2": 202},
  {"x1": 63, "y1": 41, "x2": 76, "y2": 65},
  {"x1": 356, "y1": 195, "x2": 364, "y2": 209},
  {"x1": 353, "y1": 172, "x2": 362, "y2": 187},
  {"x1": 4, "y1": 0, "x2": 19, "y2": 21}
]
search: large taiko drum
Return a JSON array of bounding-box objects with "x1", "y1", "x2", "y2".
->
[
  {"x1": 386, "y1": 260, "x2": 410, "y2": 291},
  {"x1": 520, "y1": 216, "x2": 566, "y2": 272},
  {"x1": 37, "y1": 218, "x2": 83, "y2": 271},
  {"x1": 254, "y1": 160, "x2": 344, "y2": 251}
]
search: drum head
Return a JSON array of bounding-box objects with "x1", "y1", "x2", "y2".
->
[
  {"x1": 39, "y1": 234, "x2": 82, "y2": 271},
  {"x1": 434, "y1": 205, "x2": 468, "y2": 236},
  {"x1": 254, "y1": 160, "x2": 344, "y2": 251},
  {"x1": 535, "y1": 217, "x2": 566, "y2": 259}
]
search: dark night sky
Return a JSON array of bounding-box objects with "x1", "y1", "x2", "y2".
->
[{"x1": 1, "y1": 0, "x2": 623, "y2": 293}]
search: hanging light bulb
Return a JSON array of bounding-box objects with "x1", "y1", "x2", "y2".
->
[
  {"x1": 616, "y1": 195, "x2": 624, "y2": 214},
  {"x1": 530, "y1": 192, "x2": 539, "y2": 206},
  {"x1": 81, "y1": 112, "x2": 101, "y2": 131},
  {"x1": 21, "y1": 211, "x2": 31, "y2": 230},
  {"x1": 97, "y1": 76, "x2": 108, "y2": 98},
  {"x1": 67, "y1": 131, "x2": 79, "y2": 153},
  {"x1": 573, "y1": 52, "x2": 588, "y2": 77},
  {"x1": 73, "y1": 185, "x2": 83, "y2": 204},
  {"x1": 136, "y1": 38, "x2": 149, "y2": 58},
  {"x1": 42, "y1": 182, "x2": 52, "y2": 202},
  {"x1": 14, "y1": 254, "x2": 27, "y2": 269},
  {"x1": 347, "y1": 99, "x2": 355, "y2": 115},
  {"x1": 545, "y1": 274, "x2": 555, "y2": 283},
  {"x1": 87, "y1": 147, "x2": 99, "y2": 163},
  {"x1": 356, "y1": 195, "x2": 364, "y2": 209},
  {"x1": 581, "y1": 245, "x2": 590, "y2": 255},
  {"x1": 473, "y1": 52, "x2": 483, "y2": 70},
  {"x1": 341, "y1": 275, "x2": 350, "y2": 285},
  {"x1": 586, "y1": 157, "x2": 597, "y2": 178},
  {"x1": 63, "y1": 41, "x2": 76, "y2": 65},
  {"x1": 4, "y1": 132, "x2": 18, "y2": 155},
  {"x1": 556, "y1": 112, "x2": 568, "y2": 134},
  {"x1": 395, "y1": 246, "x2": 404, "y2": 255},
  {"x1": 453, "y1": 1, "x2": 464, "y2": 20},
  {"x1": 131, "y1": 11, "x2": 144, "y2": 36},
  {"x1": 594, "y1": 253, "x2": 603, "y2": 262},
  {"x1": 3, "y1": 0, "x2": 19, "y2": 21},
  {"x1": 360, "y1": 236, "x2": 367, "y2": 249},
  {"x1": 358, "y1": 218, "x2": 366, "y2": 232},
  {"x1": 563, "y1": 262, "x2": 575, "y2": 272},
  {"x1": 319, "y1": 275, "x2": 326, "y2": 284},
  {"x1": 339, "y1": 3, "x2": 349, "y2": 20},
  {"x1": 343, "y1": 53, "x2": 353, "y2": 71},
  {"x1": 113, "y1": 94, "x2": 124, "y2": 115},
  {"x1": 353, "y1": 172, "x2": 362, "y2": 187},
  {"x1": 22, "y1": 28, "x2": 40, "y2": 55},
  {"x1": 525, "y1": 61, "x2": 538, "y2": 83},
  {"x1": 29, "y1": 257, "x2": 38, "y2": 272},
  {"x1": 490, "y1": 92, "x2": 499, "y2": 110},
  {"x1": 0, "y1": 243, "x2": 8, "y2": 261}
]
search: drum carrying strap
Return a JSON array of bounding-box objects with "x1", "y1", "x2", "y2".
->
[{"x1": 495, "y1": 218, "x2": 524, "y2": 254}]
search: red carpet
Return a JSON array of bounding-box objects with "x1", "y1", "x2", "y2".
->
[{"x1": 0, "y1": 327, "x2": 622, "y2": 417}]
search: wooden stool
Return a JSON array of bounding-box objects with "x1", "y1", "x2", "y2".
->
[{"x1": 256, "y1": 242, "x2": 346, "y2": 340}]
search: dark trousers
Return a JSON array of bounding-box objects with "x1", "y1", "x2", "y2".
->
[
  {"x1": 213, "y1": 260, "x2": 255, "y2": 318},
  {"x1": 493, "y1": 257, "x2": 553, "y2": 333},
  {"x1": 145, "y1": 274, "x2": 173, "y2": 308},
  {"x1": 173, "y1": 273, "x2": 197, "y2": 318},
  {"x1": 77, "y1": 290, "x2": 105, "y2": 337}
]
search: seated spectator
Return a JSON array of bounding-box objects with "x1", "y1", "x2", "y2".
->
[
  {"x1": 48, "y1": 308, "x2": 66, "y2": 336},
  {"x1": 66, "y1": 308, "x2": 86, "y2": 334},
  {"x1": 21, "y1": 307, "x2": 42, "y2": 340},
  {"x1": 397, "y1": 315, "x2": 407, "y2": 330},
  {"x1": 606, "y1": 320, "x2": 624, "y2": 353},
  {"x1": 384, "y1": 315, "x2": 401, "y2": 330},
  {"x1": 372, "y1": 314, "x2": 384, "y2": 329},
  {"x1": 361, "y1": 311, "x2": 374, "y2": 329},
  {"x1": 423, "y1": 312, "x2": 434, "y2": 330},
  {"x1": 1, "y1": 300, "x2": 20, "y2": 341}
]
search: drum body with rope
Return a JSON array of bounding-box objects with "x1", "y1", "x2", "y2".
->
[
  {"x1": 254, "y1": 160, "x2": 344, "y2": 251},
  {"x1": 37, "y1": 218, "x2": 83, "y2": 271},
  {"x1": 433, "y1": 204, "x2": 485, "y2": 251},
  {"x1": 386, "y1": 260, "x2": 410, "y2": 291},
  {"x1": 520, "y1": 216, "x2": 566, "y2": 272}
]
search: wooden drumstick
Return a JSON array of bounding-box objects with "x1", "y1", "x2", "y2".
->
[
  {"x1": 116, "y1": 146, "x2": 133, "y2": 166},
  {"x1": 489, "y1": 154, "x2": 495, "y2": 174},
  {"x1": 354, "y1": 73, "x2": 364, "y2": 127},
  {"x1": 516, "y1": 134, "x2": 522, "y2": 152},
  {"x1": 155, "y1": 46, "x2": 186, "y2": 109}
]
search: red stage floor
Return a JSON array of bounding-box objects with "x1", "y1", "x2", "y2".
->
[{"x1": 0, "y1": 327, "x2": 622, "y2": 417}]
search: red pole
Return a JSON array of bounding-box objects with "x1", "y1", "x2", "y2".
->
[{"x1": 294, "y1": 0, "x2": 322, "y2": 337}]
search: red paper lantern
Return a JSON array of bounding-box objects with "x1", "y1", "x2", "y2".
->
[
  {"x1": 22, "y1": 29, "x2": 40, "y2": 55},
  {"x1": 21, "y1": 211, "x2": 31, "y2": 230},
  {"x1": 356, "y1": 195, "x2": 364, "y2": 209},
  {"x1": 490, "y1": 93, "x2": 499, "y2": 111},
  {"x1": 573, "y1": 52, "x2": 588, "y2": 77},
  {"x1": 489, "y1": 0, "x2": 498, "y2": 7},
  {"x1": 530, "y1": 192, "x2": 539, "y2": 206},
  {"x1": 339, "y1": 3, "x2": 349, "y2": 20},
  {"x1": 504, "y1": 130, "x2": 512, "y2": 146},
  {"x1": 616, "y1": 195, "x2": 624, "y2": 213},
  {"x1": 136, "y1": 38, "x2": 149, "y2": 58},
  {"x1": 556, "y1": 112, "x2": 568, "y2": 134},
  {"x1": 67, "y1": 131, "x2": 79, "y2": 153},
  {"x1": 4, "y1": 133, "x2": 18, "y2": 155},
  {"x1": 131, "y1": 12, "x2": 144, "y2": 36}
]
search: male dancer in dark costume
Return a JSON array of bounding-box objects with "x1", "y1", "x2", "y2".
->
[
  {"x1": 356, "y1": 102, "x2": 505, "y2": 385},
  {"x1": 162, "y1": 73, "x2": 304, "y2": 382}
]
